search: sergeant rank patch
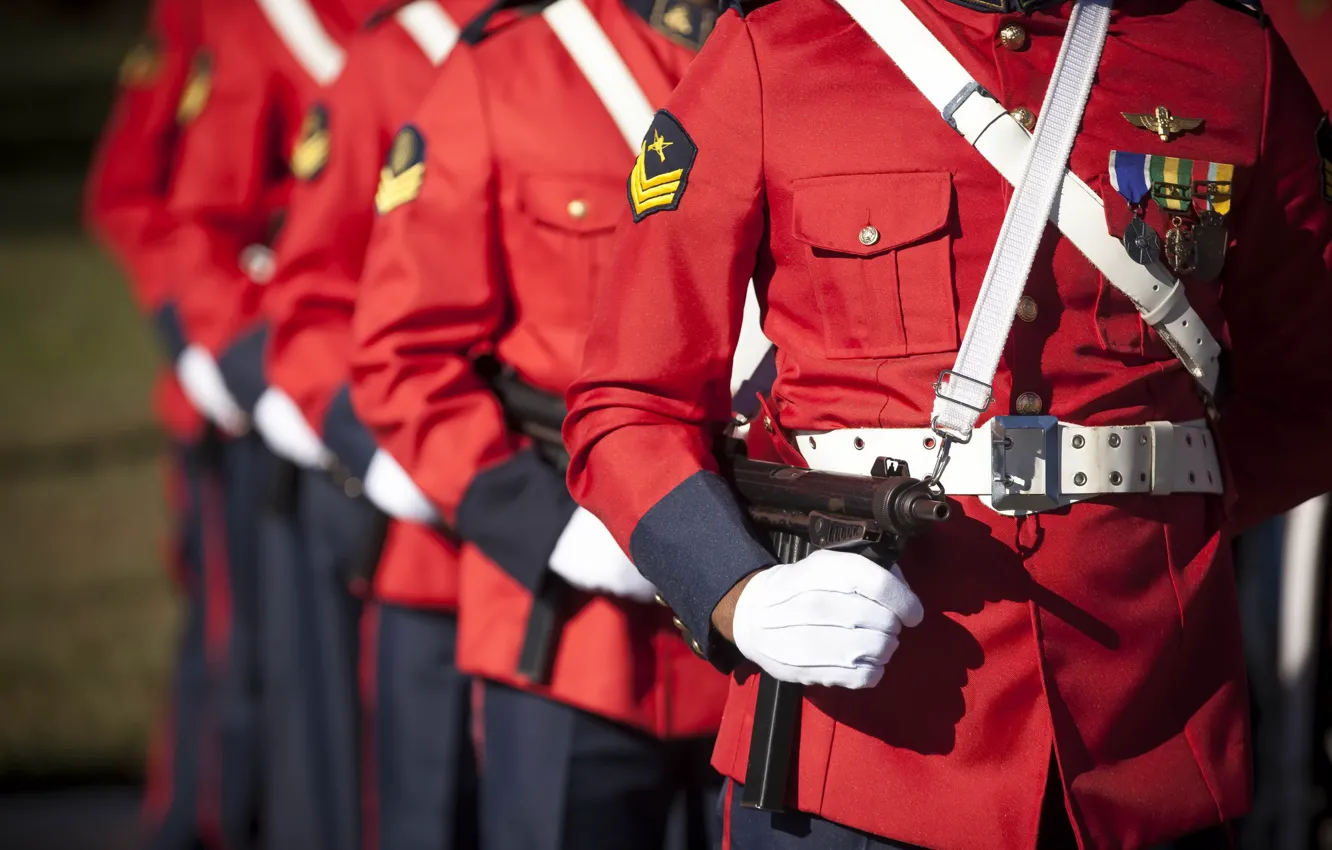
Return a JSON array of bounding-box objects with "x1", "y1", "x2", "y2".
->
[
  {"x1": 291, "y1": 103, "x2": 331, "y2": 182},
  {"x1": 119, "y1": 36, "x2": 162, "y2": 88},
  {"x1": 176, "y1": 52, "x2": 212, "y2": 125},
  {"x1": 375, "y1": 125, "x2": 426, "y2": 215},
  {"x1": 1318, "y1": 114, "x2": 1332, "y2": 204},
  {"x1": 649, "y1": 0, "x2": 717, "y2": 51},
  {"x1": 628, "y1": 110, "x2": 697, "y2": 222}
]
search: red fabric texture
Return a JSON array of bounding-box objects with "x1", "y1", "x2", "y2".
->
[
  {"x1": 84, "y1": 0, "x2": 202, "y2": 439},
  {"x1": 350, "y1": 0, "x2": 729, "y2": 734},
  {"x1": 166, "y1": 0, "x2": 357, "y2": 356},
  {"x1": 263, "y1": 0, "x2": 486, "y2": 610},
  {"x1": 1266, "y1": 0, "x2": 1332, "y2": 108},
  {"x1": 564, "y1": 1, "x2": 1332, "y2": 846}
]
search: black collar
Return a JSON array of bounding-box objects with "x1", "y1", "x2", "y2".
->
[{"x1": 942, "y1": 0, "x2": 1060, "y2": 13}]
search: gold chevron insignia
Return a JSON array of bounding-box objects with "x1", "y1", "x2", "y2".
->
[
  {"x1": 290, "y1": 106, "x2": 330, "y2": 182},
  {"x1": 176, "y1": 53, "x2": 213, "y2": 126},
  {"x1": 375, "y1": 126, "x2": 426, "y2": 215},
  {"x1": 629, "y1": 143, "x2": 684, "y2": 218}
]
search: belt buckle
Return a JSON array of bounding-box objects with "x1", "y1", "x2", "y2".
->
[{"x1": 991, "y1": 415, "x2": 1060, "y2": 513}]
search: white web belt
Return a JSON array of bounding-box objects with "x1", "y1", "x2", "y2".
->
[{"x1": 830, "y1": 0, "x2": 1221, "y2": 450}]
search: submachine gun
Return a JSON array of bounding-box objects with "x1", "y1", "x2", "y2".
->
[
  {"x1": 722, "y1": 454, "x2": 949, "y2": 812},
  {"x1": 489, "y1": 369, "x2": 951, "y2": 814}
]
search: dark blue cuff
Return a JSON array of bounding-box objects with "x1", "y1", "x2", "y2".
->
[
  {"x1": 153, "y1": 302, "x2": 188, "y2": 362},
  {"x1": 732, "y1": 344, "x2": 777, "y2": 420},
  {"x1": 216, "y1": 322, "x2": 269, "y2": 414},
  {"x1": 323, "y1": 384, "x2": 378, "y2": 480},
  {"x1": 456, "y1": 448, "x2": 576, "y2": 593},
  {"x1": 629, "y1": 470, "x2": 774, "y2": 662}
]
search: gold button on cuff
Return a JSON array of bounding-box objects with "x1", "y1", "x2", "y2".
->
[
  {"x1": 1010, "y1": 106, "x2": 1037, "y2": 131},
  {"x1": 344, "y1": 477, "x2": 363, "y2": 499},
  {"x1": 566, "y1": 199, "x2": 588, "y2": 219},
  {"x1": 1017, "y1": 296, "x2": 1038, "y2": 323},
  {"x1": 858, "y1": 225, "x2": 880, "y2": 247},
  {"x1": 1015, "y1": 392, "x2": 1043, "y2": 415},
  {"x1": 999, "y1": 23, "x2": 1028, "y2": 51}
]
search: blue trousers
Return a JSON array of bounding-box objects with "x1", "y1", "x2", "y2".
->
[
  {"x1": 364, "y1": 603, "x2": 478, "y2": 850},
  {"x1": 480, "y1": 681, "x2": 718, "y2": 850},
  {"x1": 720, "y1": 776, "x2": 1231, "y2": 850},
  {"x1": 258, "y1": 464, "x2": 367, "y2": 850}
]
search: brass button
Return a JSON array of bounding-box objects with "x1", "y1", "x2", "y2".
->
[
  {"x1": 566, "y1": 199, "x2": 588, "y2": 219},
  {"x1": 998, "y1": 23, "x2": 1028, "y2": 51},
  {"x1": 653, "y1": 593, "x2": 669, "y2": 608},
  {"x1": 1016, "y1": 296, "x2": 1038, "y2": 323},
  {"x1": 689, "y1": 638, "x2": 704, "y2": 657},
  {"x1": 858, "y1": 225, "x2": 880, "y2": 247},
  {"x1": 763, "y1": 416, "x2": 774, "y2": 434},
  {"x1": 1015, "y1": 392, "x2": 1043, "y2": 415},
  {"x1": 343, "y1": 476, "x2": 363, "y2": 499},
  {"x1": 1010, "y1": 106, "x2": 1037, "y2": 132}
]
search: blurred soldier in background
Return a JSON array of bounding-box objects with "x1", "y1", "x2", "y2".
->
[
  {"x1": 257, "y1": 0, "x2": 488, "y2": 847},
  {"x1": 158, "y1": 0, "x2": 363, "y2": 847},
  {"x1": 85, "y1": 2, "x2": 225, "y2": 849},
  {"x1": 1230, "y1": 4, "x2": 1330, "y2": 848},
  {"x1": 347, "y1": 0, "x2": 777, "y2": 844}
]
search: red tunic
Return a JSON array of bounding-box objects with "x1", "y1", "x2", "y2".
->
[
  {"x1": 563, "y1": 0, "x2": 1332, "y2": 846},
  {"x1": 264, "y1": 0, "x2": 489, "y2": 610},
  {"x1": 350, "y1": 0, "x2": 731, "y2": 736},
  {"x1": 85, "y1": 0, "x2": 202, "y2": 440}
]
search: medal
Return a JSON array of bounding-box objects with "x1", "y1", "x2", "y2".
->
[
  {"x1": 1188, "y1": 162, "x2": 1234, "y2": 281},
  {"x1": 1164, "y1": 215, "x2": 1196, "y2": 275},
  {"x1": 1110, "y1": 151, "x2": 1163, "y2": 265},
  {"x1": 1123, "y1": 217, "x2": 1162, "y2": 266}
]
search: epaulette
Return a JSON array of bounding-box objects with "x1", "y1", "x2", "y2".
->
[
  {"x1": 460, "y1": 0, "x2": 558, "y2": 45},
  {"x1": 1211, "y1": 0, "x2": 1265, "y2": 23},
  {"x1": 363, "y1": 0, "x2": 415, "y2": 29},
  {"x1": 720, "y1": 0, "x2": 779, "y2": 19}
]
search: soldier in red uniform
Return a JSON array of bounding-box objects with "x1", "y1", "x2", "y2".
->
[
  {"x1": 161, "y1": 2, "x2": 361, "y2": 847},
  {"x1": 347, "y1": 0, "x2": 763, "y2": 845},
  {"x1": 563, "y1": 0, "x2": 1332, "y2": 848},
  {"x1": 84, "y1": 4, "x2": 225, "y2": 849},
  {"x1": 256, "y1": 1, "x2": 487, "y2": 846}
]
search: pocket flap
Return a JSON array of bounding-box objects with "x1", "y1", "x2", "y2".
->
[
  {"x1": 792, "y1": 172, "x2": 952, "y2": 256},
  {"x1": 519, "y1": 175, "x2": 623, "y2": 234}
]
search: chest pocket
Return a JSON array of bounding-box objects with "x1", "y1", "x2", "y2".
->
[
  {"x1": 517, "y1": 175, "x2": 622, "y2": 317},
  {"x1": 792, "y1": 172, "x2": 957, "y2": 360}
]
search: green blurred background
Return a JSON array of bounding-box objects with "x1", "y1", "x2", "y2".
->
[{"x1": 1, "y1": 0, "x2": 175, "y2": 788}]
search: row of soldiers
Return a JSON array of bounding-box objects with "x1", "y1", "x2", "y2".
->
[{"x1": 85, "y1": 0, "x2": 1332, "y2": 848}]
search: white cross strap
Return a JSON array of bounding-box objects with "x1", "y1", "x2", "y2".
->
[
  {"x1": 542, "y1": 0, "x2": 775, "y2": 403},
  {"x1": 396, "y1": 1, "x2": 461, "y2": 66},
  {"x1": 255, "y1": 0, "x2": 346, "y2": 85},
  {"x1": 831, "y1": 0, "x2": 1221, "y2": 443}
]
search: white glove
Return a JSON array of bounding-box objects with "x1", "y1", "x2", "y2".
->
[
  {"x1": 363, "y1": 449, "x2": 440, "y2": 524},
  {"x1": 733, "y1": 549, "x2": 924, "y2": 690},
  {"x1": 253, "y1": 387, "x2": 332, "y2": 469},
  {"x1": 176, "y1": 345, "x2": 248, "y2": 436},
  {"x1": 548, "y1": 507, "x2": 658, "y2": 603}
]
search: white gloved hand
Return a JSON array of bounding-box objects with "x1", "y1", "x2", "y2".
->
[
  {"x1": 733, "y1": 549, "x2": 924, "y2": 689},
  {"x1": 176, "y1": 345, "x2": 248, "y2": 436},
  {"x1": 363, "y1": 449, "x2": 440, "y2": 524},
  {"x1": 548, "y1": 507, "x2": 658, "y2": 603},
  {"x1": 252, "y1": 387, "x2": 332, "y2": 469}
]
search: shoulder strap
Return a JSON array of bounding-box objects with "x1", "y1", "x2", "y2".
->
[
  {"x1": 395, "y1": 0, "x2": 460, "y2": 64},
  {"x1": 831, "y1": 0, "x2": 1220, "y2": 444},
  {"x1": 255, "y1": 0, "x2": 347, "y2": 84}
]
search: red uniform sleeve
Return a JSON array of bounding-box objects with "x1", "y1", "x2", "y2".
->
[
  {"x1": 84, "y1": 0, "x2": 198, "y2": 318},
  {"x1": 166, "y1": 11, "x2": 282, "y2": 358},
  {"x1": 1215, "y1": 31, "x2": 1332, "y2": 530},
  {"x1": 563, "y1": 13, "x2": 774, "y2": 653},
  {"x1": 351, "y1": 46, "x2": 515, "y2": 514},
  {"x1": 266, "y1": 44, "x2": 387, "y2": 472}
]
